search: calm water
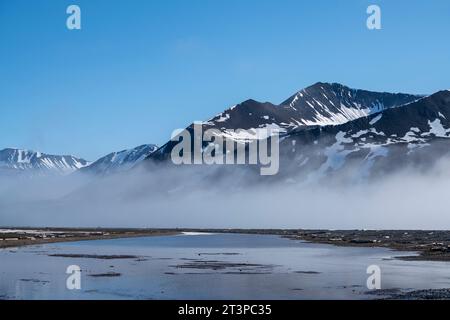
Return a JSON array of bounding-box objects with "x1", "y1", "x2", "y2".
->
[{"x1": 1, "y1": 233, "x2": 450, "y2": 300}]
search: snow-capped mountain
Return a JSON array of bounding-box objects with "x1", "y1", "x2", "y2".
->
[
  {"x1": 281, "y1": 82, "x2": 423, "y2": 126},
  {"x1": 149, "y1": 82, "x2": 422, "y2": 160},
  {"x1": 3, "y1": 83, "x2": 448, "y2": 185},
  {"x1": 203, "y1": 82, "x2": 420, "y2": 132},
  {"x1": 146, "y1": 85, "x2": 450, "y2": 186},
  {"x1": 81, "y1": 144, "x2": 158, "y2": 175},
  {"x1": 0, "y1": 148, "x2": 89, "y2": 176},
  {"x1": 276, "y1": 89, "x2": 450, "y2": 182}
]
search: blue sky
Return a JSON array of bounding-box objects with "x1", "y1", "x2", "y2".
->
[{"x1": 1, "y1": 0, "x2": 449, "y2": 161}]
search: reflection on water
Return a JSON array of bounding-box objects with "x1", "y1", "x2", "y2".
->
[{"x1": 1, "y1": 233, "x2": 450, "y2": 300}]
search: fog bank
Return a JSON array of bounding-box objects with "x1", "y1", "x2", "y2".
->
[{"x1": 1, "y1": 160, "x2": 450, "y2": 230}]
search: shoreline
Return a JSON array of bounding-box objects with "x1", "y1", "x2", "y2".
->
[
  {"x1": 3, "y1": 227, "x2": 450, "y2": 262},
  {"x1": 0, "y1": 227, "x2": 181, "y2": 249},
  {"x1": 178, "y1": 228, "x2": 450, "y2": 262}
]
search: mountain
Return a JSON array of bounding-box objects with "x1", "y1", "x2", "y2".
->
[
  {"x1": 146, "y1": 86, "x2": 450, "y2": 185},
  {"x1": 3, "y1": 83, "x2": 445, "y2": 185},
  {"x1": 0, "y1": 148, "x2": 89, "y2": 176},
  {"x1": 281, "y1": 82, "x2": 423, "y2": 125},
  {"x1": 149, "y1": 82, "x2": 422, "y2": 160},
  {"x1": 81, "y1": 144, "x2": 158, "y2": 175},
  {"x1": 276, "y1": 90, "x2": 450, "y2": 182},
  {"x1": 203, "y1": 82, "x2": 420, "y2": 131}
]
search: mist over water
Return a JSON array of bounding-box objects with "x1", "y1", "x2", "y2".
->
[{"x1": 1, "y1": 158, "x2": 450, "y2": 230}]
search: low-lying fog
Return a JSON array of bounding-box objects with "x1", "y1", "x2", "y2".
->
[{"x1": 1, "y1": 159, "x2": 450, "y2": 230}]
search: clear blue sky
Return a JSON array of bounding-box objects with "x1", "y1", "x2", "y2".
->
[{"x1": 1, "y1": 0, "x2": 449, "y2": 161}]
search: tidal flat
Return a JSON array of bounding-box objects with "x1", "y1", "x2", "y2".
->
[{"x1": 1, "y1": 232, "x2": 450, "y2": 300}]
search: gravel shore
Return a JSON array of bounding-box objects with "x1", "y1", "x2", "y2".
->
[{"x1": 0, "y1": 227, "x2": 180, "y2": 249}]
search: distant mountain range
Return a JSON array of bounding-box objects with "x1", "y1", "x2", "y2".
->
[
  {"x1": 0, "y1": 148, "x2": 89, "y2": 176},
  {"x1": 2, "y1": 82, "x2": 449, "y2": 183},
  {"x1": 0, "y1": 144, "x2": 158, "y2": 177}
]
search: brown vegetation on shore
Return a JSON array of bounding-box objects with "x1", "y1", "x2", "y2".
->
[{"x1": 0, "y1": 227, "x2": 180, "y2": 249}]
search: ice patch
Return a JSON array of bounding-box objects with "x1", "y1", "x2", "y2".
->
[
  {"x1": 369, "y1": 114, "x2": 382, "y2": 125},
  {"x1": 359, "y1": 144, "x2": 388, "y2": 178},
  {"x1": 352, "y1": 130, "x2": 368, "y2": 138},
  {"x1": 317, "y1": 131, "x2": 353, "y2": 173},
  {"x1": 428, "y1": 119, "x2": 449, "y2": 137},
  {"x1": 219, "y1": 124, "x2": 286, "y2": 142},
  {"x1": 215, "y1": 113, "x2": 230, "y2": 123}
]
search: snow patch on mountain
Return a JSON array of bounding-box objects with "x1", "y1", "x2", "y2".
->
[
  {"x1": 427, "y1": 119, "x2": 450, "y2": 137},
  {"x1": 319, "y1": 131, "x2": 354, "y2": 173},
  {"x1": 219, "y1": 124, "x2": 286, "y2": 143},
  {"x1": 369, "y1": 114, "x2": 383, "y2": 125}
]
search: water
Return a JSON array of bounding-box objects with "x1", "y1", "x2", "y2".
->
[{"x1": 1, "y1": 233, "x2": 450, "y2": 300}]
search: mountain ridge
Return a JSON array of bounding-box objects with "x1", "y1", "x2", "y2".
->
[
  {"x1": 275, "y1": 89, "x2": 450, "y2": 182},
  {"x1": 0, "y1": 148, "x2": 89, "y2": 176},
  {"x1": 148, "y1": 82, "x2": 424, "y2": 161},
  {"x1": 1, "y1": 82, "x2": 445, "y2": 181},
  {"x1": 80, "y1": 144, "x2": 158, "y2": 175}
]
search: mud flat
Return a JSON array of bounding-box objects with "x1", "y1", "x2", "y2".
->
[
  {"x1": 282, "y1": 229, "x2": 450, "y2": 262},
  {"x1": 170, "y1": 260, "x2": 276, "y2": 272},
  {"x1": 47, "y1": 254, "x2": 140, "y2": 259},
  {"x1": 0, "y1": 227, "x2": 180, "y2": 249},
  {"x1": 182, "y1": 229, "x2": 450, "y2": 262},
  {"x1": 366, "y1": 288, "x2": 450, "y2": 300},
  {"x1": 88, "y1": 272, "x2": 122, "y2": 278}
]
